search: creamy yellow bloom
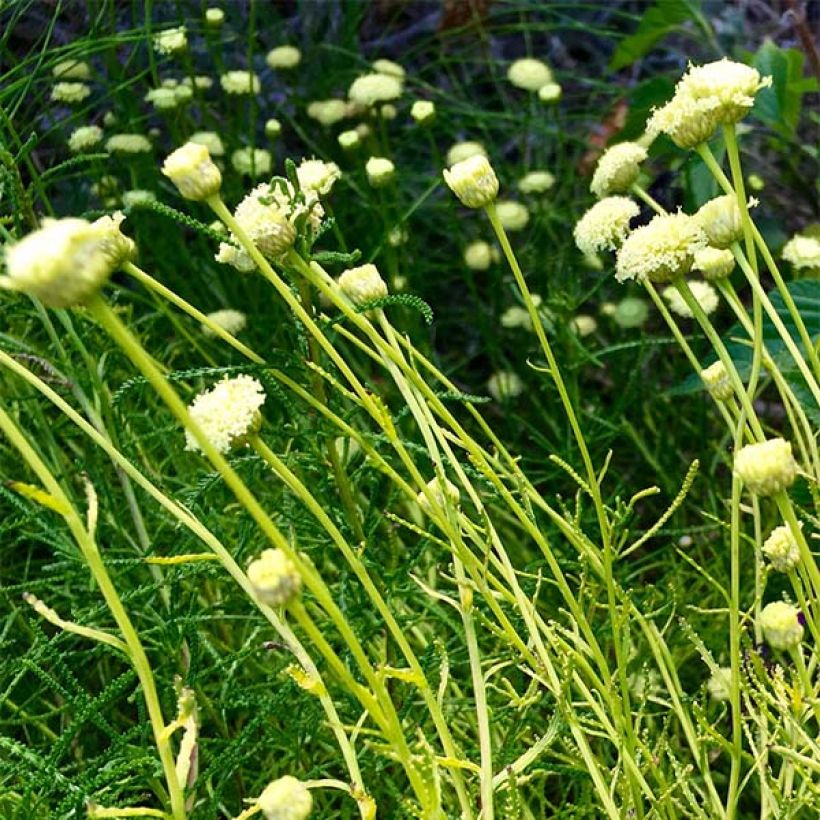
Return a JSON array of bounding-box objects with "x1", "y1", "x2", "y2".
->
[
  {"x1": 573, "y1": 197, "x2": 639, "y2": 256},
  {"x1": 464, "y1": 241, "x2": 493, "y2": 271},
  {"x1": 700, "y1": 361, "x2": 732, "y2": 401},
  {"x1": 68, "y1": 125, "x2": 103, "y2": 152},
  {"x1": 372, "y1": 58, "x2": 405, "y2": 80},
  {"x1": 759, "y1": 600, "x2": 803, "y2": 651},
  {"x1": 366, "y1": 156, "x2": 395, "y2": 187},
  {"x1": 572, "y1": 314, "x2": 598, "y2": 337},
  {"x1": 265, "y1": 118, "x2": 282, "y2": 138},
  {"x1": 411, "y1": 100, "x2": 436, "y2": 124},
  {"x1": 265, "y1": 45, "x2": 301, "y2": 69},
  {"x1": 590, "y1": 142, "x2": 647, "y2": 198},
  {"x1": 696, "y1": 196, "x2": 743, "y2": 249},
  {"x1": 257, "y1": 775, "x2": 312, "y2": 819},
  {"x1": 106, "y1": 134, "x2": 152, "y2": 153},
  {"x1": 189, "y1": 131, "x2": 225, "y2": 157},
  {"x1": 616, "y1": 212, "x2": 705, "y2": 284},
  {"x1": 518, "y1": 170, "x2": 555, "y2": 194},
  {"x1": 443, "y1": 155, "x2": 499, "y2": 209},
  {"x1": 338, "y1": 264, "x2": 388, "y2": 306},
  {"x1": 733, "y1": 438, "x2": 797, "y2": 497},
  {"x1": 51, "y1": 82, "x2": 91, "y2": 103},
  {"x1": 762, "y1": 523, "x2": 801, "y2": 573},
  {"x1": 348, "y1": 73, "x2": 402, "y2": 106},
  {"x1": 693, "y1": 246, "x2": 735, "y2": 280},
  {"x1": 507, "y1": 58, "x2": 553, "y2": 91},
  {"x1": 306, "y1": 99, "x2": 348, "y2": 126},
  {"x1": 487, "y1": 371, "x2": 523, "y2": 401},
  {"x1": 163, "y1": 142, "x2": 222, "y2": 200},
  {"x1": 297, "y1": 159, "x2": 341, "y2": 197},
  {"x1": 201, "y1": 309, "x2": 247, "y2": 338},
  {"x1": 154, "y1": 26, "x2": 187, "y2": 55},
  {"x1": 220, "y1": 70, "x2": 260, "y2": 95},
  {"x1": 247, "y1": 550, "x2": 302, "y2": 608},
  {"x1": 233, "y1": 186, "x2": 297, "y2": 257},
  {"x1": 446, "y1": 141, "x2": 487, "y2": 166},
  {"x1": 782, "y1": 234, "x2": 820, "y2": 272},
  {"x1": 338, "y1": 129, "x2": 361, "y2": 150},
  {"x1": 496, "y1": 200, "x2": 530, "y2": 232},
  {"x1": 1, "y1": 214, "x2": 132, "y2": 308},
  {"x1": 185, "y1": 375, "x2": 265, "y2": 454},
  {"x1": 537, "y1": 82, "x2": 562, "y2": 103},
  {"x1": 662, "y1": 281, "x2": 719, "y2": 318}
]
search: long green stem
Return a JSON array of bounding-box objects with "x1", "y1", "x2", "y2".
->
[
  {"x1": 84, "y1": 294, "x2": 430, "y2": 807},
  {"x1": 0, "y1": 404, "x2": 186, "y2": 820}
]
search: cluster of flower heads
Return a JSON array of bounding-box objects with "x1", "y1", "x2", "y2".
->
[{"x1": 506, "y1": 57, "x2": 561, "y2": 102}]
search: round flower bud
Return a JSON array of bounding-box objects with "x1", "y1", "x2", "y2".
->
[
  {"x1": 372, "y1": 58, "x2": 405, "y2": 80},
  {"x1": 185, "y1": 375, "x2": 265, "y2": 454},
  {"x1": 338, "y1": 264, "x2": 388, "y2": 307},
  {"x1": 231, "y1": 147, "x2": 272, "y2": 178},
  {"x1": 417, "y1": 476, "x2": 460, "y2": 516},
  {"x1": 464, "y1": 240, "x2": 493, "y2": 271},
  {"x1": 53, "y1": 59, "x2": 91, "y2": 80},
  {"x1": 264, "y1": 118, "x2": 282, "y2": 139},
  {"x1": 201, "y1": 308, "x2": 247, "y2": 338},
  {"x1": 443, "y1": 155, "x2": 499, "y2": 209},
  {"x1": 495, "y1": 200, "x2": 529, "y2": 232},
  {"x1": 162, "y1": 142, "x2": 222, "y2": 201},
  {"x1": 145, "y1": 87, "x2": 180, "y2": 110},
  {"x1": 696, "y1": 196, "x2": 743, "y2": 249},
  {"x1": 233, "y1": 187, "x2": 297, "y2": 258},
  {"x1": 68, "y1": 125, "x2": 103, "y2": 152},
  {"x1": 106, "y1": 134, "x2": 152, "y2": 154},
  {"x1": 676, "y1": 59, "x2": 772, "y2": 126},
  {"x1": 662, "y1": 281, "x2": 719, "y2": 318},
  {"x1": 410, "y1": 100, "x2": 436, "y2": 124},
  {"x1": 205, "y1": 8, "x2": 225, "y2": 27},
  {"x1": 706, "y1": 666, "x2": 732, "y2": 702},
  {"x1": 446, "y1": 141, "x2": 486, "y2": 167},
  {"x1": 518, "y1": 170, "x2": 555, "y2": 194},
  {"x1": 189, "y1": 131, "x2": 225, "y2": 157},
  {"x1": 782, "y1": 234, "x2": 820, "y2": 274},
  {"x1": 616, "y1": 212, "x2": 705, "y2": 284},
  {"x1": 1, "y1": 215, "x2": 130, "y2": 308},
  {"x1": 154, "y1": 26, "x2": 187, "y2": 55},
  {"x1": 647, "y1": 94, "x2": 719, "y2": 149},
  {"x1": 265, "y1": 46, "x2": 301, "y2": 70},
  {"x1": 501, "y1": 306, "x2": 532, "y2": 331},
  {"x1": 733, "y1": 438, "x2": 797, "y2": 497},
  {"x1": 338, "y1": 129, "x2": 361, "y2": 150},
  {"x1": 348, "y1": 73, "x2": 402, "y2": 107},
  {"x1": 572, "y1": 314, "x2": 597, "y2": 337},
  {"x1": 693, "y1": 246, "x2": 735, "y2": 280},
  {"x1": 215, "y1": 242, "x2": 256, "y2": 273},
  {"x1": 51, "y1": 82, "x2": 91, "y2": 103},
  {"x1": 247, "y1": 550, "x2": 302, "y2": 608},
  {"x1": 700, "y1": 361, "x2": 732, "y2": 401},
  {"x1": 220, "y1": 70, "x2": 260, "y2": 95},
  {"x1": 365, "y1": 156, "x2": 395, "y2": 188},
  {"x1": 573, "y1": 196, "x2": 640, "y2": 256},
  {"x1": 122, "y1": 189, "x2": 157, "y2": 208},
  {"x1": 590, "y1": 142, "x2": 648, "y2": 198},
  {"x1": 759, "y1": 601, "x2": 803, "y2": 651},
  {"x1": 257, "y1": 775, "x2": 312, "y2": 820},
  {"x1": 537, "y1": 82, "x2": 562, "y2": 103},
  {"x1": 762, "y1": 523, "x2": 801, "y2": 573},
  {"x1": 297, "y1": 159, "x2": 341, "y2": 197},
  {"x1": 487, "y1": 370, "x2": 523, "y2": 401},
  {"x1": 306, "y1": 99, "x2": 348, "y2": 126},
  {"x1": 507, "y1": 58, "x2": 553, "y2": 91},
  {"x1": 611, "y1": 297, "x2": 649, "y2": 329},
  {"x1": 388, "y1": 227, "x2": 407, "y2": 247}
]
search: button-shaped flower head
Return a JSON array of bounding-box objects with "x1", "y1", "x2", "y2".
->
[
  {"x1": 762, "y1": 524, "x2": 801, "y2": 573},
  {"x1": 443, "y1": 155, "x2": 499, "y2": 209},
  {"x1": 338, "y1": 264, "x2": 388, "y2": 307},
  {"x1": 700, "y1": 361, "x2": 732, "y2": 402},
  {"x1": 247, "y1": 550, "x2": 302, "y2": 608},
  {"x1": 696, "y1": 196, "x2": 743, "y2": 249},
  {"x1": 573, "y1": 197, "x2": 640, "y2": 257},
  {"x1": 733, "y1": 438, "x2": 797, "y2": 497},
  {"x1": 162, "y1": 142, "x2": 222, "y2": 201},
  {"x1": 590, "y1": 142, "x2": 648, "y2": 198},
  {"x1": 258, "y1": 775, "x2": 312, "y2": 819},
  {"x1": 185, "y1": 375, "x2": 265, "y2": 454},
  {"x1": 759, "y1": 601, "x2": 803, "y2": 651}
]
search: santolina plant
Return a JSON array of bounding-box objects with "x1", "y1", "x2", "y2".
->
[{"x1": 0, "y1": 8, "x2": 817, "y2": 818}]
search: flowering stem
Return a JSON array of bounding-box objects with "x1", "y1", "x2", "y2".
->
[
  {"x1": 0, "y1": 350, "x2": 368, "y2": 813},
  {"x1": 84, "y1": 294, "x2": 431, "y2": 806},
  {"x1": 671, "y1": 278, "x2": 765, "y2": 440},
  {"x1": 0, "y1": 404, "x2": 186, "y2": 820},
  {"x1": 630, "y1": 183, "x2": 665, "y2": 215},
  {"x1": 697, "y1": 142, "x2": 820, "y2": 379}
]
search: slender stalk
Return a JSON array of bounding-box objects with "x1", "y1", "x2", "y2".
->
[{"x1": 0, "y1": 405, "x2": 186, "y2": 820}]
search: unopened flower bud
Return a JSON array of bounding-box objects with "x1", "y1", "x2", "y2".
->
[
  {"x1": 759, "y1": 601, "x2": 803, "y2": 651},
  {"x1": 733, "y1": 438, "x2": 797, "y2": 497},
  {"x1": 365, "y1": 156, "x2": 395, "y2": 188},
  {"x1": 410, "y1": 100, "x2": 436, "y2": 124},
  {"x1": 700, "y1": 361, "x2": 732, "y2": 401},
  {"x1": 696, "y1": 196, "x2": 743, "y2": 249},
  {"x1": 162, "y1": 142, "x2": 222, "y2": 201},
  {"x1": 247, "y1": 549, "x2": 302, "y2": 608},
  {"x1": 693, "y1": 246, "x2": 735, "y2": 280},
  {"x1": 443, "y1": 155, "x2": 499, "y2": 209},
  {"x1": 762, "y1": 523, "x2": 801, "y2": 573},
  {"x1": 338, "y1": 264, "x2": 388, "y2": 307}
]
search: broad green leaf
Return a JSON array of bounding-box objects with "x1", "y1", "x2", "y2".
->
[{"x1": 609, "y1": 0, "x2": 706, "y2": 71}]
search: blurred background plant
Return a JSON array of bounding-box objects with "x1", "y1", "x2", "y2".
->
[{"x1": 0, "y1": 1, "x2": 818, "y2": 817}]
